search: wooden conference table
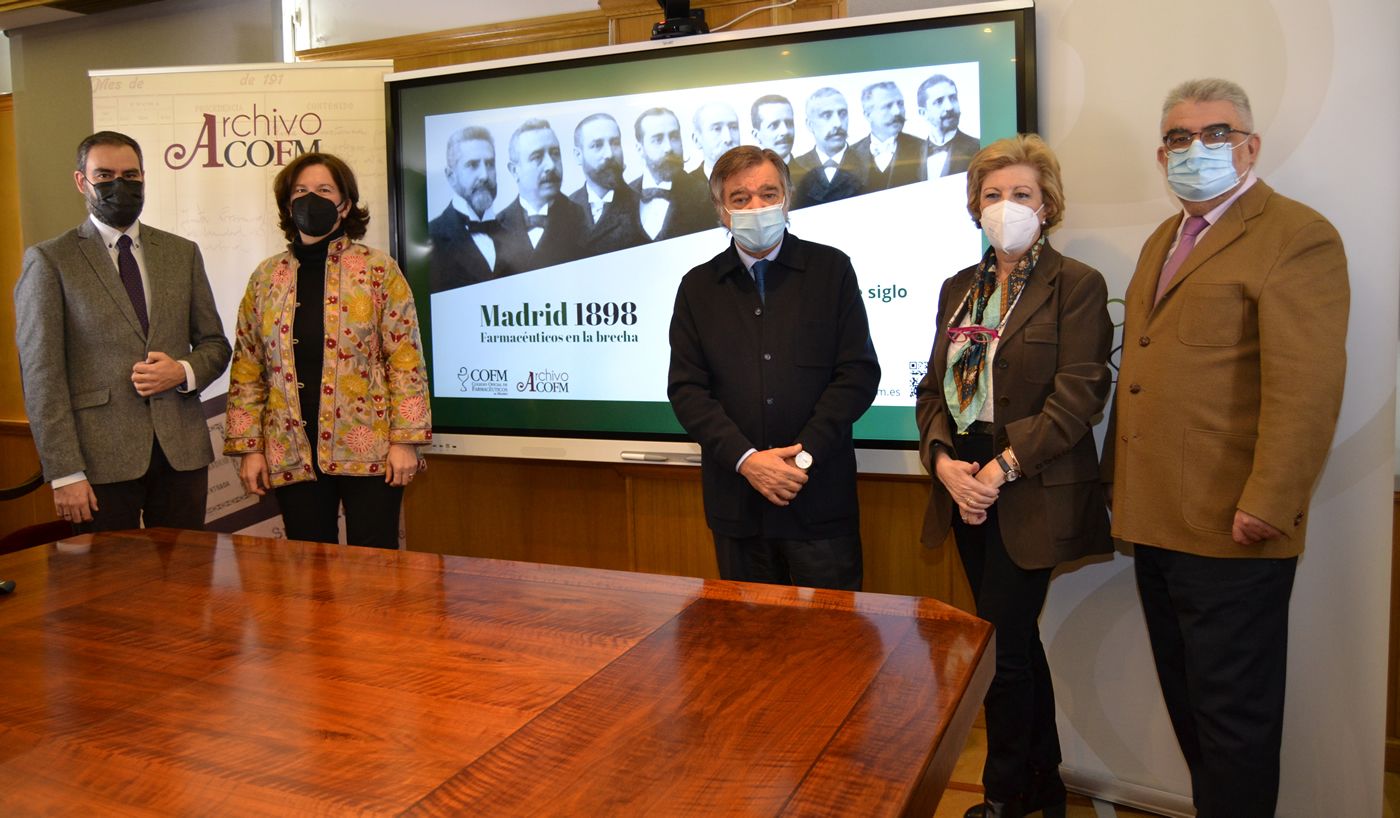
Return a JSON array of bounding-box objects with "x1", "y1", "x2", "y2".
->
[{"x1": 0, "y1": 529, "x2": 992, "y2": 817}]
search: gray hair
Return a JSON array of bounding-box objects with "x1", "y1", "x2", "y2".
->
[
  {"x1": 446, "y1": 125, "x2": 493, "y2": 167},
  {"x1": 1160, "y1": 78, "x2": 1254, "y2": 132}
]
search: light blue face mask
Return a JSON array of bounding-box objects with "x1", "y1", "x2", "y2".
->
[
  {"x1": 727, "y1": 201, "x2": 787, "y2": 253},
  {"x1": 1165, "y1": 139, "x2": 1241, "y2": 202}
]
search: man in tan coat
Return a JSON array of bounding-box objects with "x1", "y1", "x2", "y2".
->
[{"x1": 1103, "y1": 79, "x2": 1348, "y2": 818}]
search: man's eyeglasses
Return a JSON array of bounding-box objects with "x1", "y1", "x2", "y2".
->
[
  {"x1": 947, "y1": 325, "x2": 1000, "y2": 345},
  {"x1": 1161, "y1": 124, "x2": 1251, "y2": 154}
]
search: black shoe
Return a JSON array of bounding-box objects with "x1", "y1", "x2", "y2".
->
[
  {"x1": 1022, "y1": 768, "x2": 1067, "y2": 818},
  {"x1": 964, "y1": 800, "x2": 1025, "y2": 818}
]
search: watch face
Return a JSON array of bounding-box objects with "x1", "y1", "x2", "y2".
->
[{"x1": 795, "y1": 451, "x2": 813, "y2": 469}]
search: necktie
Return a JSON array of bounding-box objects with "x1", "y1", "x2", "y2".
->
[
  {"x1": 465, "y1": 219, "x2": 501, "y2": 235},
  {"x1": 524, "y1": 214, "x2": 548, "y2": 230},
  {"x1": 822, "y1": 159, "x2": 838, "y2": 182},
  {"x1": 751, "y1": 259, "x2": 769, "y2": 304},
  {"x1": 640, "y1": 187, "x2": 671, "y2": 203},
  {"x1": 116, "y1": 234, "x2": 149, "y2": 334},
  {"x1": 1155, "y1": 215, "x2": 1209, "y2": 303}
]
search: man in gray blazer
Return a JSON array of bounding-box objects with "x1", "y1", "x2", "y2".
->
[{"x1": 15, "y1": 131, "x2": 231, "y2": 532}]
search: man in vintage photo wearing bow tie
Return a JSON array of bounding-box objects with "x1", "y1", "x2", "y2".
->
[{"x1": 428, "y1": 124, "x2": 520, "y2": 291}]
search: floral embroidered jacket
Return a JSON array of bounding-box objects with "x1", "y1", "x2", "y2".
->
[{"x1": 223, "y1": 239, "x2": 431, "y2": 487}]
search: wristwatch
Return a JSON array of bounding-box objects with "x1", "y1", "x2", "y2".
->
[
  {"x1": 795, "y1": 451, "x2": 813, "y2": 470},
  {"x1": 995, "y1": 453, "x2": 1021, "y2": 482}
]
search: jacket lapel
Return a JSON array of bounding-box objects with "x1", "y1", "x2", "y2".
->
[
  {"x1": 76, "y1": 219, "x2": 146, "y2": 339},
  {"x1": 997, "y1": 246, "x2": 1059, "y2": 344},
  {"x1": 1155, "y1": 180, "x2": 1273, "y2": 305}
]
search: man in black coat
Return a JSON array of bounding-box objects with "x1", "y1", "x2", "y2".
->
[
  {"x1": 667, "y1": 146, "x2": 880, "y2": 590},
  {"x1": 916, "y1": 74, "x2": 981, "y2": 179},
  {"x1": 428, "y1": 125, "x2": 521, "y2": 292},
  {"x1": 568, "y1": 113, "x2": 647, "y2": 257},
  {"x1": 849, "y1": 80, "x2": 923, "y2": 191},
  {"x1": 630, "y1": 107, "x2": 716, "y2": 242},
  {"x1": 497, "y1": 118, "x2": 586, "y2": 273},
  {"x1": 790, "y1": 87, "x2": 869, "y2": 209}
]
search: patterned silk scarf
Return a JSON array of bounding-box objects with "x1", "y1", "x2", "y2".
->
[{"x1": 943, "y1": 238, "x2": 1044, "y2": 433}]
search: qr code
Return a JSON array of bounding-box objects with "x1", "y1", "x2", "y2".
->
[{"x1": 908, "y1": 360, "x2": 928, "y2": 395}]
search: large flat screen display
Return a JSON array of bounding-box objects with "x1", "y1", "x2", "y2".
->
[{"x1": 387, "y1": 2, "x2": 1036, "y2": 470}]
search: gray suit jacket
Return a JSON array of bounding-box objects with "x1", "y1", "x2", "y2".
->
[{"x1": 15, "y1": 219, "x2": 231, "y2": 485}]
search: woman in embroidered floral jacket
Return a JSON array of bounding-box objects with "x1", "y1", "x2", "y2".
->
[{"x1": 224, "y1": 152, "x2": 431, "y2": 548}]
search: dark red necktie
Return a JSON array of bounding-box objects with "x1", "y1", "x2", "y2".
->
[{"x1": 116, "y1": 234, "x2": 149, "y2": 334}]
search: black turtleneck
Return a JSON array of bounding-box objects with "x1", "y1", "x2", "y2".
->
[{"x1": 290, "y1": 227, "x2": 347, "y2": 450}]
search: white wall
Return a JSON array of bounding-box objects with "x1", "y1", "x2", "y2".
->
[
  {"x1": 0, "y1": 34, "x2": 11, "y2": 94},
  {"x1": 847, "y1": 2, "x2": 1396, "y2": 816}
]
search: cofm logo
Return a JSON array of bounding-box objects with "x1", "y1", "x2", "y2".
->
[
  {"x1": 458, "y1": 367, "x2": 509, "y2": 395},
  {"x1": 517, "y1": 370, "x2": 569, "y2": 393},
  {"x1": 164, "y1": 105, "x2": 323, "y2": 170}
]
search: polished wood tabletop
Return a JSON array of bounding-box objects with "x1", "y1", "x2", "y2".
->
[{"x1": 0, "y1": 528, "x2": 992, "y2": 817}]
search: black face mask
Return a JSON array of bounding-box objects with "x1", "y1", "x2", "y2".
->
[
  {"x1": 290, "y1": 193, "x2": 342, "y2": 238},
  {"x1": 85, "y1": 178, "x2": 144, "y2": 228}
]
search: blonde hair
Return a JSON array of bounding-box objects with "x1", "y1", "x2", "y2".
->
[{"x1": 964, "y1": 133, "x2": 1064, "y2": 231}]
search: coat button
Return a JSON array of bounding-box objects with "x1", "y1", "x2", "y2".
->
[
  {"x1": 1128, "y1": 383, "x2": 1142, "y2": 394},
  {"x1": 998, "y1": 396, "x2": 1009, "y2": 406},
  {"x1": 754, "y1": 308, "x2": 762, "y2": 316},
  {"x1": 1139, "y1": 336, "x2": 1150, "y2": 346},
  {"x1": 763, "y1": 353, "x2": 772, "y2": 361},
  {"x1": 766, "y1": 398, "x2": 774, "y2": 405},
  {"x1": 996, "y1": 359, "x2": 1008, "y2": 369}
]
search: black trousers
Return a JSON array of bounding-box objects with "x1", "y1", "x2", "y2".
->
[
  {"x1": 274, "y1": 466, "x2": 404, "y2": 549},
  {"x1": 711, "y1": 531, "x2": 862, "y2": 590},
  {"x1": 76, "y1": 441, "x2": 208, "y2": 533},
  {"x1": 1134, "y1": 544, "x2": 1296, "y2": 818},
  {"x1": 950, "y1": 431, "x2": 1060, "y2": 803}
]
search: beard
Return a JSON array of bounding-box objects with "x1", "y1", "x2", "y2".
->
[
  {"x1": 647, "y1": 152, "x2": 683, "y2": 182},
  {"x1": 586, "y1": 158, "x2": 623, "y2": 190}
]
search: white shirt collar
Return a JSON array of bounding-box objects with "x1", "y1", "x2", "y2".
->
[
  {"x1": 641, "y1": 168, "x2": 673, "y2": 190},
  {"x1": 735, "y1": 235, "x2": 784, "y2": 270},
  {"x1": 451, "y1": 196, "x2": 494, "y2": 222},
  {"x1": 89, "y1": 214, "x2": 140, "y2": 246},
  {"x1": 815, "y1": 145, "x2": 847, "y2": 166}
]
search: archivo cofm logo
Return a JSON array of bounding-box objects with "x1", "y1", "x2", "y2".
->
[
  {"x1": 164, "y1": 105, "x2": 323, "y2": 170},
  {"x1": 518, "y1": 369, "x2": 569, "y2": 394},
  {"x1": 457, "y1": 367, "x2": 509, "y2": 396}
]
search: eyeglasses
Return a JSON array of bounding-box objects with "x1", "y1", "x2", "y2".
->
[
  {"x1": 1161, "y1": 124, "x2": 1251, "y2": 154},
  {"x1": 947, "y1": 325, "x2": 1000, "y2": 345}
]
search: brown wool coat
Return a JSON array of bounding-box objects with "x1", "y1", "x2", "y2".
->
[{"x1": 1102, "y1": 180, "x2": 1349, "y2": 558}]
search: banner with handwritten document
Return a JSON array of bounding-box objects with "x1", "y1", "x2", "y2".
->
[{"x1": 91, "y1": 61, "x2": 392, "y2": 536}]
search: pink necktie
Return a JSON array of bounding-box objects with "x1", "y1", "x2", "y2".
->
[{"x1": 1155, "y1": 215, "x2": 1209, "y2": 304}]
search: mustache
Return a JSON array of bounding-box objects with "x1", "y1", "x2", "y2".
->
[{"x1": 823, "y1": 127, "x2": 847, "y2": 141}]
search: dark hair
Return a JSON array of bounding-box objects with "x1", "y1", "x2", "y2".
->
[
  {"x1": 573, "y1": 113, "x2": 619, "y2": 148},
  {"x1": 76, "y1": 131, "x2": 143, "y2": 173},
  {"x1": 272, "y1": 152, "x2": 370, "y2": 243},
  {"x1": 634, "y1": 107, "x2": 678, "y2": 141},
  {"x1": 707, "y1": 145, "x2": 791, "y2": 210},
  {"x1": 749, "y1": 94, "x2": 792, "y2": 128},
  {"x1": 916, "y1": 74, "x2": 957, "y2": 108}
]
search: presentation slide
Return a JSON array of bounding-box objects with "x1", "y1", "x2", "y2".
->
[{"x1": 389, "y1": 7, "x2": 1034, "y2": 447}]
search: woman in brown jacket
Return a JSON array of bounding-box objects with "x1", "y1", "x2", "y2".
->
[{"x1": 915, "y1": 135, "x2": 1113, "y2": 818}]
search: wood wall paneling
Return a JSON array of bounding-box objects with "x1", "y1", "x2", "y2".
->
[
  {"x1": 294, "y1": 1, "x2": 846, "y2": 70},
  {"x1": 0, "y1": 94, "x2": 25, "y2": 423},
  {"x1": 1389, "y1": 490, "x2": 1400, "y2": 771},
  {"x1": 0, "y1": 422, "x2": 55, "y2": 539}
]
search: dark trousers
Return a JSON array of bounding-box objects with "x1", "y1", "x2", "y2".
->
[
  {"x1": 711, "y1": 531, "x2": 862, "y2": 590},
  {"x1": 1134, "y1": 544, "x2": 1297, "y2": 818},
  {"x1": 76, "y1": 441, "x2": 208, "y2": 533},
  {"x1": 951, "y1": 432, "x2": 1059, "y2": 803},
  {"x1": 274, "y1": 467, "x2": 403, "y2": 549}
]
